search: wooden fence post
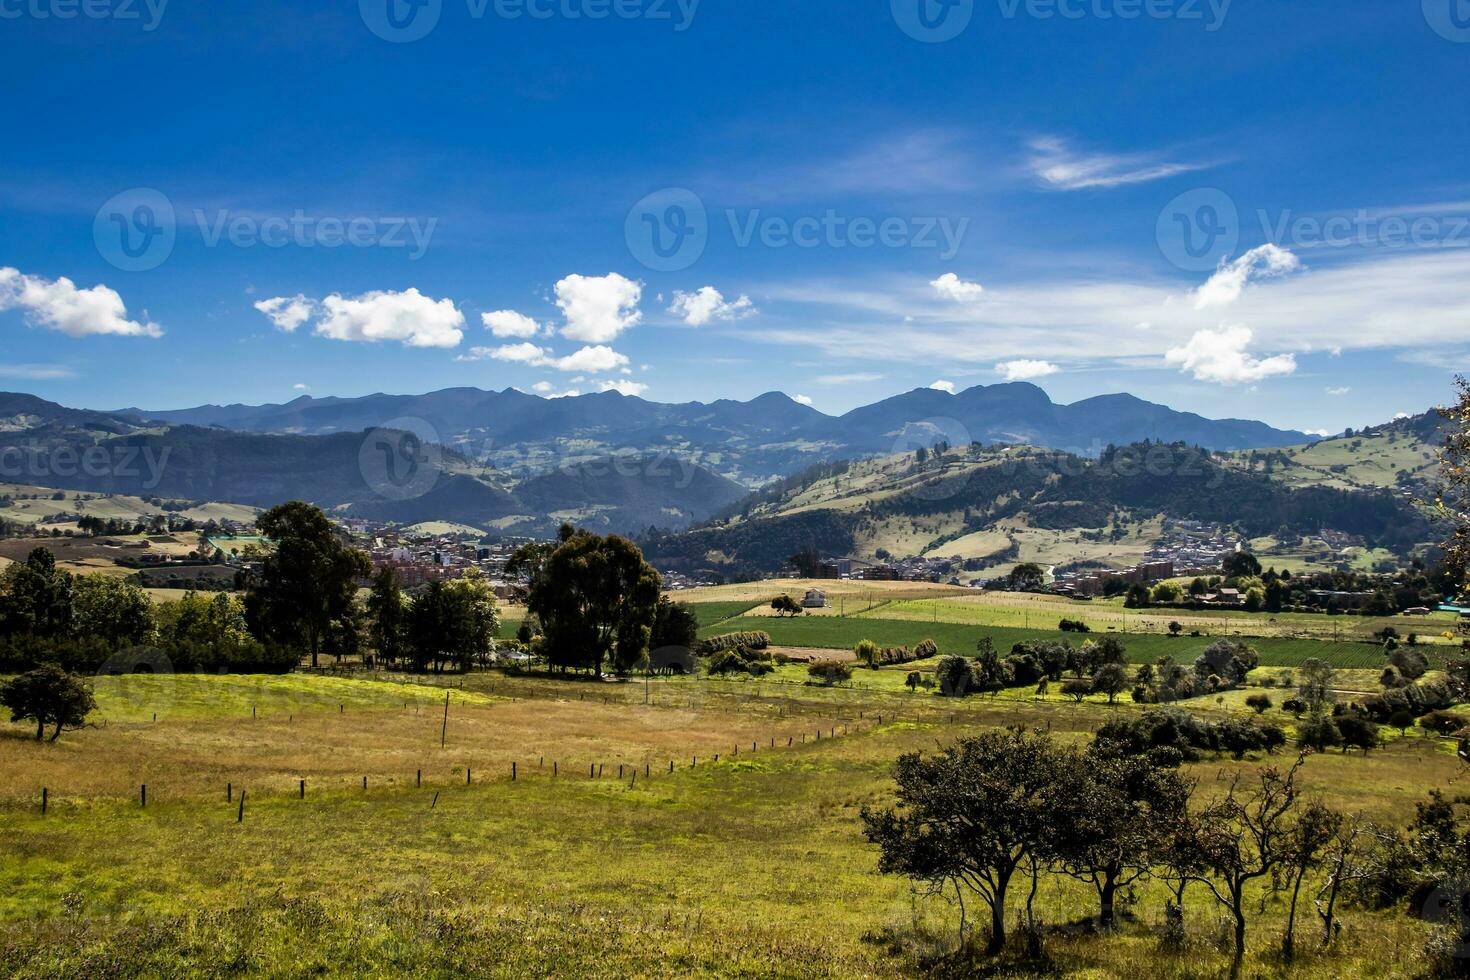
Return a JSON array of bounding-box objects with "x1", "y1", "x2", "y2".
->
[
  {"x1": 141, "y1": 784, "x2": 146, "y2": 808},
  {"x1": 512, "y1": 762, "x2": 517, "y2": 781},
  {"x1": 41, "y1": 787, "x2": 46, "y2": 816},
  {"x1": 237, "y1": 790, "x2": 245, "y2": 823},
  {"x1": 300, "y1": 779, "x2": 305, "y2": 799}
]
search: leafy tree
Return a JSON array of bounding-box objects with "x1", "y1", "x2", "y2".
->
[
  {"x1": 1124, "y1": 583, "x2": 1151, "y2": 608},
  {"x1": 1168, "y1": 620, "x2": 1184, "y2": 637},
  {"x1": 861, "y1": 729, "x2": 1079, "y2": 953},
  {"x1": 366, "y1": 566, "x2": 408, "y2": 666},
  {"x1": 71, "y1": 576, "x2": 153, "y2": 647},
  {"x1": 245, "y1": 502, "x2": 370, "y2": 668},
  {"x1": 1092, "y1": 662, "x2": 1129, "y2": 704},
  {"x1": 1388, "y1": 709, "x2": 1416, "y2": 735},
  {"x1": 526, "y1": 529, "x2": 660, "y2": 675},
  {"x1": 1194, "y1": 639, "x2": 1258, "y2": 689},
  {"x1": 855, "y1": 639, "x2": 880, "y2": 670},
  {"x1": 1, "y1": 664, "x2": 96, "y2": 741},
  {"x1": 1296, "y1": 658, "x2": 1337, "y2": 716},
  {"x1": 1245, "y1": 693, "x2": 1272, "y2": 714},
  {"x1": 1222, "y1": 551, "x2": 1263, "y2": 579},
  {"x1": 770, "y1": 594, "x2": 803, "y2": 617},
  {"x1": 905, "y1": 671, "x2": 922, "y2": 693},
  {"x1": 1439, "y1": 377, "x2": 1470, "y2": 624},
  {"x1": 412, "y1": 571, "x2": 499, "y2": 673},
  {"x1": 651, "y1": 596, "x2": 699, "y2": 651},
  {"x1": 934, "y1": 654, "x2": 973, "y2": 697},
  {"x1": 1057, "y1": 751, "x2": 1190, "y2": 929},
  {"x1": 1007, "y1": 563, "x2": 1045, "y2": 592},
  {"x1": 0, "y1": 548, "x2": 74, "y2": 639},
  {"x1": 1061, "y1": 678, "x2": 1093, "y2": 703},
  {"x1": 1079, "y1": 635, "x2": 1127, "y2": 675}
]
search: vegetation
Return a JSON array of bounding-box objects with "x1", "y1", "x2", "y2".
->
[{"x1": 1, "y1": 664, "x2": 95, "y2": 740}]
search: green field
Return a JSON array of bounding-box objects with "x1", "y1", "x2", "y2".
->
[{"x1": 701, "y1": 614, "x2": 1430, "y2": 669}]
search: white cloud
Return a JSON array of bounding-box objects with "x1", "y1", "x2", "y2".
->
[
  {"x1": 1395, "y1": 411, "x2": 1411, "y2": 420},
  {"x1": 531, "y1": 381, "x2": 555, "y2": 393},
  {"x1": 481, "y1": 310, "x2": 542, "y2": 339},
  {"x1": 792, "y1": 394, "x2": 814, "y2": 406},
  {"x1": 995, "y1": 359, "x2": 1059, "y2": 382},
  {"x1": 555, "y1": 345, "x2": 629, "y2": 373},
  {"x1": 930, "y1": 273, "x2": 984, "y2": 302},
  {"x1": 0, "y1": 363, "x2": 75, "y2": 380},
  {"x1": 1165, "y1": 326, "x2": 1297, "y2": 385},
  {"x1": 556, "y1": 273, "x2": 642, "y2": 343},
  {"x1": 547, "y1": 389, "x2": 581, "y2": 399},
  {"x1": 668, "y1": 287, "x2": 755, "y2": 326},
  {"x1": 599, "y1": 379, "x2": 648, "y2": 397},
  {"x1": 1304, "y1": 428, "x2": 1332, "y2": 437},
  {"x1": 0, "y1": 267, "x2": 161, "y2": 338},
  {"x1": 740, "y1": 249, "x2": 1470, "y2": 377},
  {"x1": 1029, "y1": 136, "x2": 1210, "y2": 190},
  {"x1": 1326, "y1": 386, "x2": 1352, "y2": 396},
  {"x1": 254, "y1": 294, "x2": 314, "y2": 333},
  {"x1": 1193, "y1": 244, "x2": 1301, "y2": 309},
  {"x1": 467, "y1": 342, "x2": 629, "y2": 374},
  {"x1": 312, "y1": 288, "x2": 464, "y2": 348},
  {"x1": 293, "y1": 383, "x2": 310, "y2": 392},
  {"x1": 929, "y1": 380, "x2": 957, "y2": 393}
]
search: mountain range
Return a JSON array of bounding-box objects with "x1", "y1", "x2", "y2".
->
[
  {"x1": 115, "y1": 383, "x2": 1317, "y2": 486},
  {"x1": 0, "y1": 385, "x2": 1336, "y2": 541}
]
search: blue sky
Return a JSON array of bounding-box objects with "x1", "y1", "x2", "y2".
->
[{"x1": 2, "y1": 0, "x2": 1469, "y2": 434}]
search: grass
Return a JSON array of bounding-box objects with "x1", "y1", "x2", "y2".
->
[
  {"x1": 700, "y1": 613, "x2": 1444, "y2": 669},
  {"x1": 0, "y1": 669, "x2": 1460, "y2": 977}
]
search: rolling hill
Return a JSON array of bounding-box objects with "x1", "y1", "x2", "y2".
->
[{"x1": 642, "y1": 440, "x2": 1440, "y2": 579}]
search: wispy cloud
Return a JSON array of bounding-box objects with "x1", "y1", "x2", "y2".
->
[
  {"x1": 1028, "y1": 136, "x2": 1212, "y2": 191},
  {"x1": 0, "y1": 363, "x2": 76, "y2": 380}
]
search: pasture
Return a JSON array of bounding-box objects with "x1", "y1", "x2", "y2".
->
[{"x1": 0, "y1": 668, "x2": 1455, "y2": 978}]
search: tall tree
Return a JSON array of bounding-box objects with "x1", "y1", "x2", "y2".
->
[
  {"x1": 245, "y1": 502, "x2": 369, "y2": 668},
  {"x1": 0, "y1": 548, "x2": 74, "y2": 639},
  {"x1": 366, "y1": 566, "x2": 409, "y2": 667},
  {"x1": 526, "y1": 529, "x2": 660, "y2": 675},
  {"x1": 1440, "y1": 376, "x2": 1470, "y2": 626}
]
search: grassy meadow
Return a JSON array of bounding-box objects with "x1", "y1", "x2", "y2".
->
[{"x1": 0, "y1": 665, "x2": 1460, "y2": 978}]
